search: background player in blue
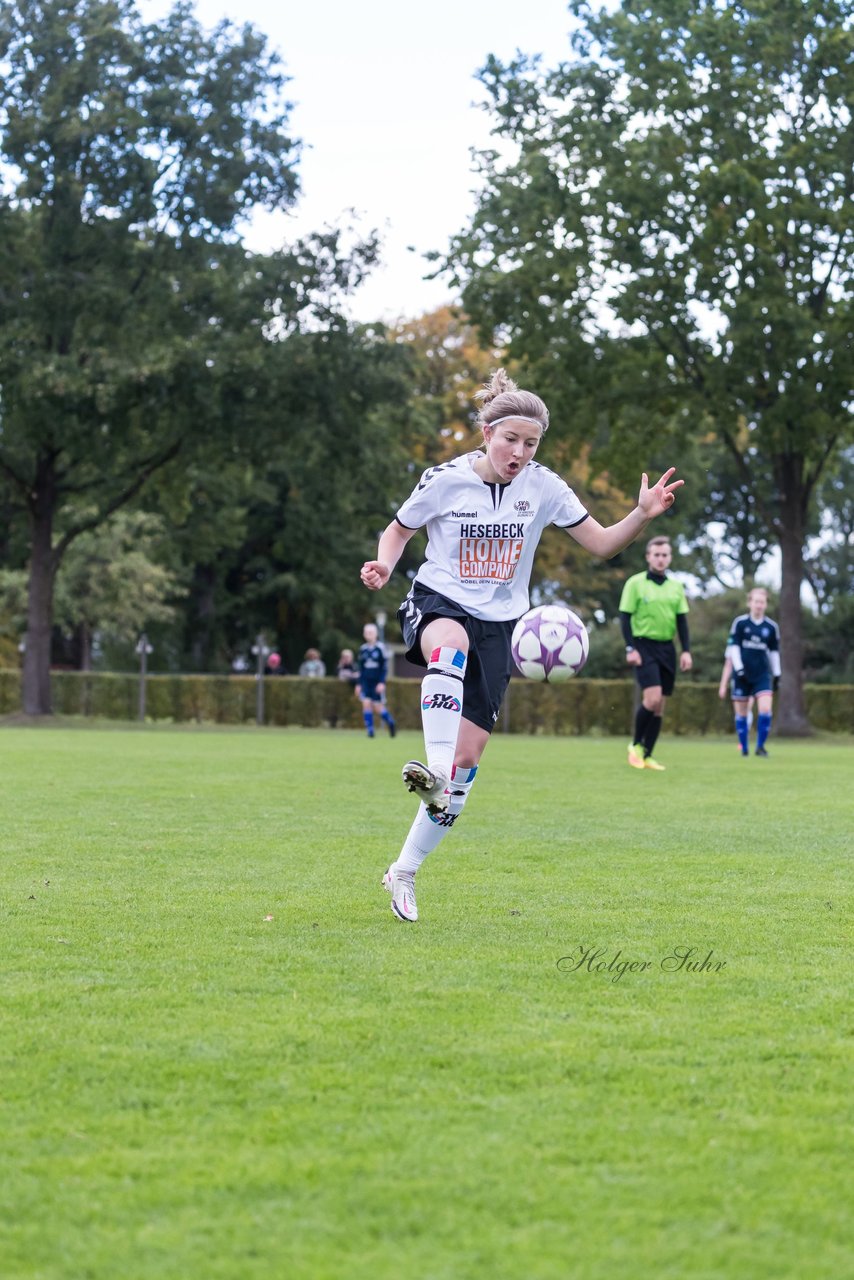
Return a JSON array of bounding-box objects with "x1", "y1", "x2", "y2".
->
[
  {"x1": 358, "y1": 622, "x2": 396, "y2": 739},
  {"x1": 718, "y1": 587, "x2": 781, "y2": 757},
  {"x1": 361, "y1": 367, "x2": 684, "y2": 923}
]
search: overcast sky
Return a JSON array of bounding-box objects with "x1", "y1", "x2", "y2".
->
[{"x1": 141, "y1": 0, "x2": 577, "y2": 321}]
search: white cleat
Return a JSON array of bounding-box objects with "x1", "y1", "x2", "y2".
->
[
  {"x1": 401, "y1": 760, "x2": 450, "y2": 813},
  {"x1": 383, "y1": 864, "x2": 418, "y2": 922}
]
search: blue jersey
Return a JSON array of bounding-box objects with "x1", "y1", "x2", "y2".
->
[
  {"x1": 358, "y1": 642, "x2": 387, "y2": 688},
  {"x1": 726, "y1": 613, "x2": 780, "y2": 684}
]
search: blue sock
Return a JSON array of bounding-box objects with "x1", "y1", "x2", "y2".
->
[
  {"x1": 735, "y1": 715, "x2": 749, "y2": 754},
  {"x1": 363, "y1": 710, "x2": 375, "y2": 736},
  {"x1": 381, "y1": 710, "x2": 395, "y2": 730},
  {"x1": 756, "y1": 712, "x2": 772, "y2": 750}
]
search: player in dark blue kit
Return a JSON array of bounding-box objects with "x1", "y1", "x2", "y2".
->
[
  {"x1": 358, "y1": 622, "x2": 396, "y2": 739},
  {"x1": 718, "y1": 587, "x2": 781, "y2": 757}
]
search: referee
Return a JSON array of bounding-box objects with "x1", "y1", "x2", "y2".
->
[{"x1": 620, "y1": 535, "x2": 692, "y2": 771}]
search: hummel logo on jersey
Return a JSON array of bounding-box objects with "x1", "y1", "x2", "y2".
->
[
  {"x1": 416, "y1": 462, "x2": 453, "y2": 490},
  {"x1": 421, "y1": 692, "x2": 462, "y2": 713}
]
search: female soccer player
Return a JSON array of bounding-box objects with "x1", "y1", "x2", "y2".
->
[
  {"x1": 357, "y1": 622, "x2": 397, "y2": 739},
  {"x1": 718, "y1": 586, "x2": 781, "y2": 756},
  {"x1": 360, "y1": 369, "x2": 684, "y2": 922}
]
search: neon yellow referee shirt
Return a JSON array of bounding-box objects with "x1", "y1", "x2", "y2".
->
[{"x1": 619, "y1": 571, "x2": 689, "y2": 641}]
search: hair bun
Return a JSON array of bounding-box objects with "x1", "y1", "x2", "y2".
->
[
  {"x1": 474, "y1": 368, "x2": 518, "y2": 407},
  {"x1": 473, "y1": 368, "x2": 550, "y2": 433}
]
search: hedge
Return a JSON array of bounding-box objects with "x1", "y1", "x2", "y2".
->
[{"x1": 1, "y1": 670, "x2": 852, "y2": 734}]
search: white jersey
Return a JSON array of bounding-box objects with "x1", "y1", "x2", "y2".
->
[{"x1": 395, "y1": 452, "x2": 588, "y2": 621}]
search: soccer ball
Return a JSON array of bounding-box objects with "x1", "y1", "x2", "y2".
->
[{"x1": 511, "y1": 604, "x2": 589, "y2": 681}]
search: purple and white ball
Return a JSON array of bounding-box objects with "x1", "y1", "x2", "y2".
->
[{"x1": 511, "y1": 604, "x2": 589, "y2": 681}]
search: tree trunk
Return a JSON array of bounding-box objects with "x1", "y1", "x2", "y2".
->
[
  {"x1": 190, "y1": 563, "x2": 217, "y2": 671},
  {"x1": 22, "y1": 474, "x2": 59, "y2": 716},
  {"x1": 775, "y1": 484, "x2": 812, "y2": 737}
]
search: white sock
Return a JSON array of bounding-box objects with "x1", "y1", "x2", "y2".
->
[
  {"x1": 396, "y1": 765, "x2": 478, "y2": 875},
  {"x1": 419, "y1": 646, "x2": 466, "y2": 782}
]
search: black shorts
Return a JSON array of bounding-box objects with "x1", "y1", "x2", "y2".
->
[
  {"x1": 398, "y1": 582, "x2": 515, "y2": 734},
  {"x1": 633, "y1": 637, "x2": 678, "y2": 697}
]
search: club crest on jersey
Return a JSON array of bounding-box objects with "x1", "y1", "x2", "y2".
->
[
  {"x1": 514, "y1": 499, "x2": 532, "y2": 513},
  {"x1": 422, "y1": 692, "x2": 462, "y2": 713}
]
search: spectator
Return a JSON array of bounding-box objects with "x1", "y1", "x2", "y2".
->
[
  {"x1": 299, "y1": 648, "x2": 326, "y2": 678},
  {"x1": 336, "y1": 648, "x2": 360, "y2": 687}
]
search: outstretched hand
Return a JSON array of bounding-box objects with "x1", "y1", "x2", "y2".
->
[{"x1": 639, "y1": 468, "x2": 683, "y2": 518}]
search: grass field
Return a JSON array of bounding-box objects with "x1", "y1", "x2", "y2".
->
[{"x1": 1, "y1": 723, "x2": 851, "y2": 1280}]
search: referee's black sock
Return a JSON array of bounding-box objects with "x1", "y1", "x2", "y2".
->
[
  {"x1": 633, "y1": 705, "x2": 654, "y2": 747},
  {"x1": 643, "y1": 714, "x2": 663, "y2": 758}
]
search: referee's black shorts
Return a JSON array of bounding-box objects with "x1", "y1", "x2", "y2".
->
[
  {"x1": 633, "y1": 637, "x2": 678, "y2": 697},
  {"x1": 398, "y1": 582, "x2": 515, "y2": 734}
]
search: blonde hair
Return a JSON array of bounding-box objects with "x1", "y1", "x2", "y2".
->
[
  {"x1": 645, "y1": 535, "x2": 671, "y2": 552},
  {"x1": 474, "y1": 369, "x2": 549, "y2": 435}
]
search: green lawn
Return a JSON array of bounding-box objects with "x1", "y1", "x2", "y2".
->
[{"x1": 1, "y1": 724, "x2": 851, "y2": 1280}]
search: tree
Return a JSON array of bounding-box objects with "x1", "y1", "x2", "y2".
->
[
  {"x1": 146, "y1": 453, "x2": 260, "y2": 672},
  {"x1": 154, "y1": 322, "x2": 419, "y2": 673},
  {"x1": 52, "y1": 510, "x2": 184, "y2": 669},
  {"x1": 390, "y1": 306, "x2": 502, "y2": 459},
  {"x1": 0, "y1": 0, "x2": 370, "y2": 712},
  {"x1": 446, "y1": 0, "x2": 854, "y2": 733},
  {"x1": 804, "y1": 447, "x2": 854, "y2": 611},
  {"x1": 678, "y1": 451, "x2": 775, "y2": 591}
]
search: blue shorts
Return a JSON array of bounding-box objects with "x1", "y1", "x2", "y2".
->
[
  {"x1": 360, "y1": 681, "x2": 385, "y2": 703},
  {"x1": 731, "y1": 672, "x2": 773, "y2": 699},
  {"x1": 398, "y1": 583, "x2": 515, "y2": 734}
]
